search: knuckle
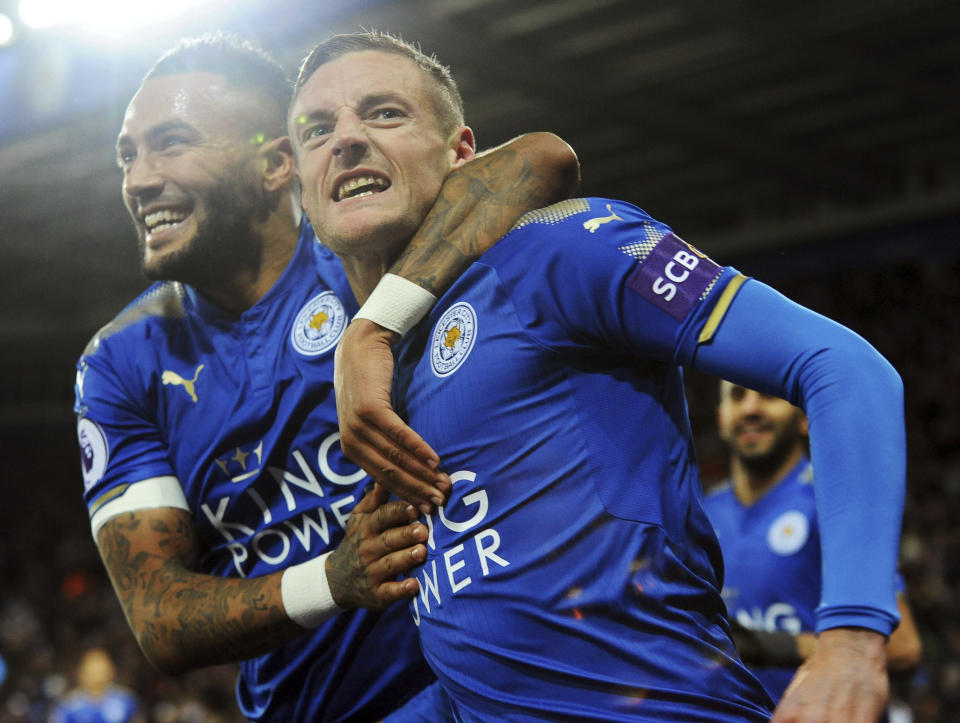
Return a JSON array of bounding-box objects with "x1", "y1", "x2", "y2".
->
[
  {"x1": 356, "y1": 402, "x2": 379, "y2": 420},
  {"x1": 378, "y1": 466, "x2": 399, "y2": 485},
  {"x1": 381, "y1": 553, "x2": 398, "y2": 576},
  {"x1": 387, "y1": 446, "x2": 405, "y2": 466},
  {"x1": 380, "y1": 529, "x2": 396, "y2": 551}
]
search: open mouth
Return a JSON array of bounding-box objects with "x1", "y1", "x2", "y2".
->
[
  {"x1": 335, "y1": 175, "x2": 390, "y2": 201},
  {"x1": 143, "y1": 209, "x2": 190, "y2": 236},
  {"x1": 737, "y1": 423, "x2": 772, "y2": 441}
]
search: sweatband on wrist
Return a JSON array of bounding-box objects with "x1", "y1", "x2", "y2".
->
[
  {"x1": 354, "y1": 273, "x2": 437, "y2": 336},
  {"x1": 280, "y1": 552, "x2": 341, "y2": 628}
]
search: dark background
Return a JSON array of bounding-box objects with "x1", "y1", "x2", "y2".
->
[{"x1": 1, "y1": 0, "x2": 957, "y2": 720}]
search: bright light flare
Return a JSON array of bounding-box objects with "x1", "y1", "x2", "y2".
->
[
  {"x1": 0, "y1": 14, "x2": 15, "y2": 47},
  {"x1": 19, "y1": 0, "x2": 72, "y2": 29},
  {"x1": 19, "y1": 0, "x2": 227, "y2": 38}
]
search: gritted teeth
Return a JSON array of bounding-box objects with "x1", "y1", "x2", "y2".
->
[
  {"x1": 336, "y1": 175, "x2": 389, "y2": 201},
  {"x1": 144, "y1": 209, "x2": 189, "y2": 231}
]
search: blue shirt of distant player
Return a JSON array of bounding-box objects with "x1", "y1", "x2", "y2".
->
[{"x1": 704, "y1": 458, "x2": 819, "y2": 701}]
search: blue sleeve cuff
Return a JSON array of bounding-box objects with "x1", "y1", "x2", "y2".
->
[{"x1": 815, "y1": 606, "x2": 899, "y2": 637}]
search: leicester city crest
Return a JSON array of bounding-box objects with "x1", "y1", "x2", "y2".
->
[
  {"x1": 291, "y1": 291, "x2": 347, "y2": 356},
  {"x1": 431, "y1": 301, "x2": 477, "y2": 378},
  {"x1": 767, "y1": 510, "x2": 809, "y2": 556}
]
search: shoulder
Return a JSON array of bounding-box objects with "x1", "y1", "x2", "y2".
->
[
  {"x1": 704, "y1": 480, "x2": 735, "y2": 504},
  {"x1": 782, "y1": 459, "x2": 816, "y2": 495},
  {"x1": 482, "y1": 197, "x2": 675, "y2": 275},
  {"x1": 505, "y1": 197, "x2": 666, "y2": 243},
  {"x1": 81, "y1": 282, "x2": 187, "y2": 360}
]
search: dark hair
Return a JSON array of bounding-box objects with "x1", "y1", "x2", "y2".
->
[
  {"x1": 145, "y1": 32, "x2": 292, "y2": 139},
  {"x1": 292, "y1": 30, "x2": 464, "y2": 135}
]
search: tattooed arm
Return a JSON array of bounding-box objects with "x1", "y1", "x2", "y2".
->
[
  {"x1": 389, "y1": 132, "x2": 579, "y2": 295},
  {"x1": 335, "y1": 132, "x2": 579, "y2": 510},
  {"x1": 95, "y1": 486, "x2": 427, "y2": 674}
]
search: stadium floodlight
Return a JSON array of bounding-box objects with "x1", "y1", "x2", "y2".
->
[
  {"x1": 18, "y1": 0, "x2": 65, "y2": 29},
  {"x1": 0, "y1": 13, "x2": 15, "y2": 47},
  {"x1": 18, "y1": 0, "x2": 228, "y2": 38}
]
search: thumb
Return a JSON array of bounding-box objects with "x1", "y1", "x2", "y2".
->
[{"x1": 352, "y1": 482, "x2": 389, "y2": 514}]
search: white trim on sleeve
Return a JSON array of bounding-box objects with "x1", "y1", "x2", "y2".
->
[{"x1": 89, "y1": 475, "x2": 190, "y2": 537}]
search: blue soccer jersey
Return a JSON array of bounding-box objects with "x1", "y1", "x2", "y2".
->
[
  {"x1": 394, "y1": 199, "x2": 774, "y2": 721},
  {"x1": 704, "y1": 459, "x2": 820, "y2": 701},
  {"x1": 74, "y1": 225, "x2": 435, "y2": 722},
  {"x1": 703, "y1": 460, "x2": 907, "y2": 702},
  {"x1": 51, "y1": 687, "x2": 139, "y2": 723}
]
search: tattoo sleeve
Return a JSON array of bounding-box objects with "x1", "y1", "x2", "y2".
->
[
  {"x1": 96, "y1": 508, "x2": 302, "y2": 674},
  {"x1": 389, "y1": 132, "x2": 578, "y2": 295}
]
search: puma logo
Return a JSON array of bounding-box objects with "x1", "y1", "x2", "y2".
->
[
  {"x1": 161, "y1": 364, "x2": 205, "y2": 403},
  {"x1": 583, "y1": 204, "x2": 623, "y2": 233}
]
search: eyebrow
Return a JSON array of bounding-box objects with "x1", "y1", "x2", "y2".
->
[
  {"x1": 358, "y1": 92, "x2": 409, "y2": 111},
  {"x1": 294, "y1": 91, "x2": 412, "y2": 131}
]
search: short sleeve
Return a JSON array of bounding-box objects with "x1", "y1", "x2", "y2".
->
[{"x1": 482, "y1": 198, "x2": 743, "y2": 364}]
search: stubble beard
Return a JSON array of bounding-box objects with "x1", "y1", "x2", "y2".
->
[
  {"x1": 139, "y1": 175, "x2": 268, "y2": 290},
  {"x1": 735, "y1": 420, "x2": 804, "y2": 479}
]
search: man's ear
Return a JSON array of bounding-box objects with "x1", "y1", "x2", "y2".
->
[
  {"x1": 449, "y1": 125, "x2": 476, "y2": 169},
  {"x1": 258, "y1": 136, "x2": 296, "y2": 193}
]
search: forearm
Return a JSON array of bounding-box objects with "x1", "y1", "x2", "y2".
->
[
  {"x1": 388, "y1": 132, "x2": 578, "y2": 295},
  {"x1": 97, "y1": 511, "x2": 302, "y2": 674},
  {"x1": 695, "y1": 279, "x2": 905, "y2": 634},
  {"x1": 886, "y1": 594, "x2": 922, "y2": 672}
]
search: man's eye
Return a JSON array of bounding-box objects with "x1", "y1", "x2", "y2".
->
[
  {"x1": 117, "y1": 150, "x2": 135, "y2": 167},
  {"x1": 307, "y1": 126, "x2": 328, "y2": 138},
  {"x1": 374, "y1": 108, "x2": 403, "y2": 120},
  {"x1": 161, "y1": 135, "x2": 187, "y2": 150}
]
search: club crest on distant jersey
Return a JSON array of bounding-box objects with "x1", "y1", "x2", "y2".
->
[
  {"x1": 77, "y1": 417, "x2": 108, "y2": 490},
  {"x1": 431, "y1": 302, "x2": 477, "y2": 377},
  {"x1": 291, "y1": 291, "x2": 347, "y2": 356},
  {"x1": 767, "y1": 510, "x2": 809, "y2": 555}
]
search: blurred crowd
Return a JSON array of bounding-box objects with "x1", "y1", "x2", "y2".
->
[
  {"x1": 1, "y1": 243, "x2": 957, "y2": 722},
  {"x1": 0, "y1": 441, "x2": 243, "y2": 723}
]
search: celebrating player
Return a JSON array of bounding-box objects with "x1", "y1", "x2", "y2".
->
[
  {"x1": 74, "y1": 33, "x2": 577, "y2": 721},
  {"x1": 292, "y1": 31, "x2": 907, "y2": 722},
  {"x1": 704, "y1": 381, "x2": 921, "y2": 703}
]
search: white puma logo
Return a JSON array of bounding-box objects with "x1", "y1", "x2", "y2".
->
[
  {"x1": 161, "y1": 364, "x2": 205, "y2": 403},
  {"x1": 583, "y1": 204, "x2": 623, "y2": 233}
]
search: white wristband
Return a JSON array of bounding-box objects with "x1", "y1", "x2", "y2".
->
[
  {"x1": 354, "y1": 273, "x2": 437, "y2": 336},
  {"x1": 281, "y1": 552, "x2": 341, "y2": 629}
]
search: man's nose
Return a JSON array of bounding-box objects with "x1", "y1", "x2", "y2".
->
[
  {"x1": 123, "y1": 154, "x2": 164, "y2": 200},
  {"x1": 331, "y1": 113, "x2": 369, "y2": 163},
  {"x1": 739, "y1": 391, "x2": 765, "y2": 415}
]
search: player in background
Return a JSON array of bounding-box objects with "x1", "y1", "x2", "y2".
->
[
  {"x1": 50, "y1": 648, "x2": 143, "y2": 723},
  {"x1": 74, "y1": 33, "x2": 577, "y2": 721},
  {"x1": 293, "y1": 31, "x2": 907, "y2": 722},
  {"x1": 704, "y1": 381, "x2": 922, "y2": 703}
]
